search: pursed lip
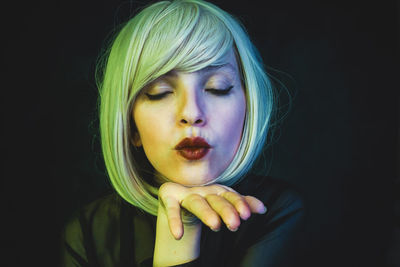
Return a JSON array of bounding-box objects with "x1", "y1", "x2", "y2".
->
[{"x1": 175, "y1": 137, "x2": 211, "y2": 150}]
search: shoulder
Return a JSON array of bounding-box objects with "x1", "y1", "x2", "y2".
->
[
  {"x1": 63, "y1": 191, "x2": 125, "y2": 237},
  {"x1": 61, "y1": 192, "x2": 154, "y2": 266},
  {"x1": 64, "y1": 192, "x2": 122, "y2": 231},
  {"x1": 61, "y1": 192, "x2": 125, "y2": 262},
  {"x1": 80, "y1": 191, "x2": 123, "y2": 222}
]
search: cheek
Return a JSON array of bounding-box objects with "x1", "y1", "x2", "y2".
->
[
  {"x1": 213, "y1": 95, "x2": 246, "y2": 149},
  {"x1": 133, "y1": 105, "x2": 172, "y2": 159},
  {"x1": 133, "y1": 106, "x2": 156, "y2": 146}
]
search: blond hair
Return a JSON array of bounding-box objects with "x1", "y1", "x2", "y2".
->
[{"x1": 96, "y1": 0, "x2": 275, "y2": 218}]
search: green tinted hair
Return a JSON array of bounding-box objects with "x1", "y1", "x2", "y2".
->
[{"x1": 96, "y1": 0, "x2": 274, "y2": 217}]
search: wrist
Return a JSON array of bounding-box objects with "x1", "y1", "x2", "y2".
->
[{"x1": 153, "y1": 204, "x2": 202, "y2": 267}]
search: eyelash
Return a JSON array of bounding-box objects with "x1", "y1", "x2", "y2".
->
[
  {"x1": 206, "y1": 85, "x2": 233, "y2": 96},
  {"x1": 145, "y1": 91, "x2": 172, "y2": 100},
  {"x1": 145, "y1": 86, "x2": 234, "y2": 100}
]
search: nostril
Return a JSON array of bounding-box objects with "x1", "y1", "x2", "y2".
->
[{"x1": 180, "y1": 118, "x2": 203, "y2": 125}]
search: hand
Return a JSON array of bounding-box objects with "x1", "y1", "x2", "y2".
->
[{"x1": 158, "y1": 182, "x2": 267, "y2": 240}]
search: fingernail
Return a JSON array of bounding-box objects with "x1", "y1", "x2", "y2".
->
[
  {"x1": 260, "y1": 205, "x2": 267, "y2": 214},
  {"x1": 228, "y1": 225, "x2": 238, "y2": 232},
  {"x1": 211, "y1": 227, "x2": 220, "y2": 232},
  {"x1": 241, "y1": 212, "x2": 250, "y2": 221},
  {"x1": 174, "y1": 232, "x2": 182, "y2": 240}
]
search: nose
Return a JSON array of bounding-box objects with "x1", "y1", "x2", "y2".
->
[{"x1": 178, "y1": 90, "x2": 206, "y2": 127}]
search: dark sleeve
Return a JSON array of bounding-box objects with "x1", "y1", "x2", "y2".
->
[
  {"x1": 234, "y1": 187, "x2": 306, "y2": 267},
  {"x1": 59, "y1": 194, "x2": 119, "y2": 267},
  {"x1": 60, "y1": 213, "x2": 90, "y2": 267}
]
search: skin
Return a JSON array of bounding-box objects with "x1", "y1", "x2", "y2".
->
[
  {"x1": 132, "y1": 49, "x2": 247, "y2": 186},
  {"x1": 158, "y1": 182, "x2": 267, "y2": 238},
  {"x1": 153, "y1": 182, "x2": 266, "y2": 266},
  {"x1": 132, "y1": 48, "x2": 267, "y2": 265}
]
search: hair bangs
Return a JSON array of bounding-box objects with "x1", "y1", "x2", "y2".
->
[
  {"x1": 135, "y1": 1, "x2": 234, "y2": 89},
  {"x1": 172, "y1": 7, "x2": 234, "y2": 72}
]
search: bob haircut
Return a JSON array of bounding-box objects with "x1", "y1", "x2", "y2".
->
[{"x1": 96, "y1": 0, "x2": 275, "y2": 218}]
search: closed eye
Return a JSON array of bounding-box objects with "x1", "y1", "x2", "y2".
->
[
  {"x1": 206, "y1": 85, "x2": 233, "y2": 96},
  {"x1": 145, "y1": 91, "x2": 172, "y2": 100}
]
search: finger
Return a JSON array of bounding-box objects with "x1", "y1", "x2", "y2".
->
[
  {"x1": 244, "y1": 195, "x2": 267, "y2": 214},
  {"x1": 220, "y1": 191, "x2": 251, "y2": 220},
  {"x1": 161, "y1": 195, "x2": 183, "y2": 240},
  {"x1": 206, "y1": 194, "x2": 241, "y2": 231},
  {"x1": 181, "y1": 194, "x2": 221, "y2": 231}
]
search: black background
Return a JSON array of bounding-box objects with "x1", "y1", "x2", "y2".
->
[{"x1": 2, "y1": 0, "x2": 398, "y2": 266}]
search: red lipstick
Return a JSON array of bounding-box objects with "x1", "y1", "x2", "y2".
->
[{"x1": 175, "y1": 137, "x2": 211, "y2": 160}]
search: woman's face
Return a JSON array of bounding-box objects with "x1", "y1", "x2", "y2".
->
[{"x1": 132, "y1": 49, "x2": 246, "y2": 186}]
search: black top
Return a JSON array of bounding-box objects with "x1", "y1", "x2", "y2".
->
[{"x1": 60, "y1": 175, "x2": 305, "y2": 267}]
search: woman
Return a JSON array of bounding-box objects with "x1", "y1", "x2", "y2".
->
[{"x1": 61, "y1": 0, "x2": 305, "y2": 266}]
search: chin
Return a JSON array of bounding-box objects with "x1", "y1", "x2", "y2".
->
[{"x1": 168, "y1": 172, "x2": 217, "y2": 187}]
